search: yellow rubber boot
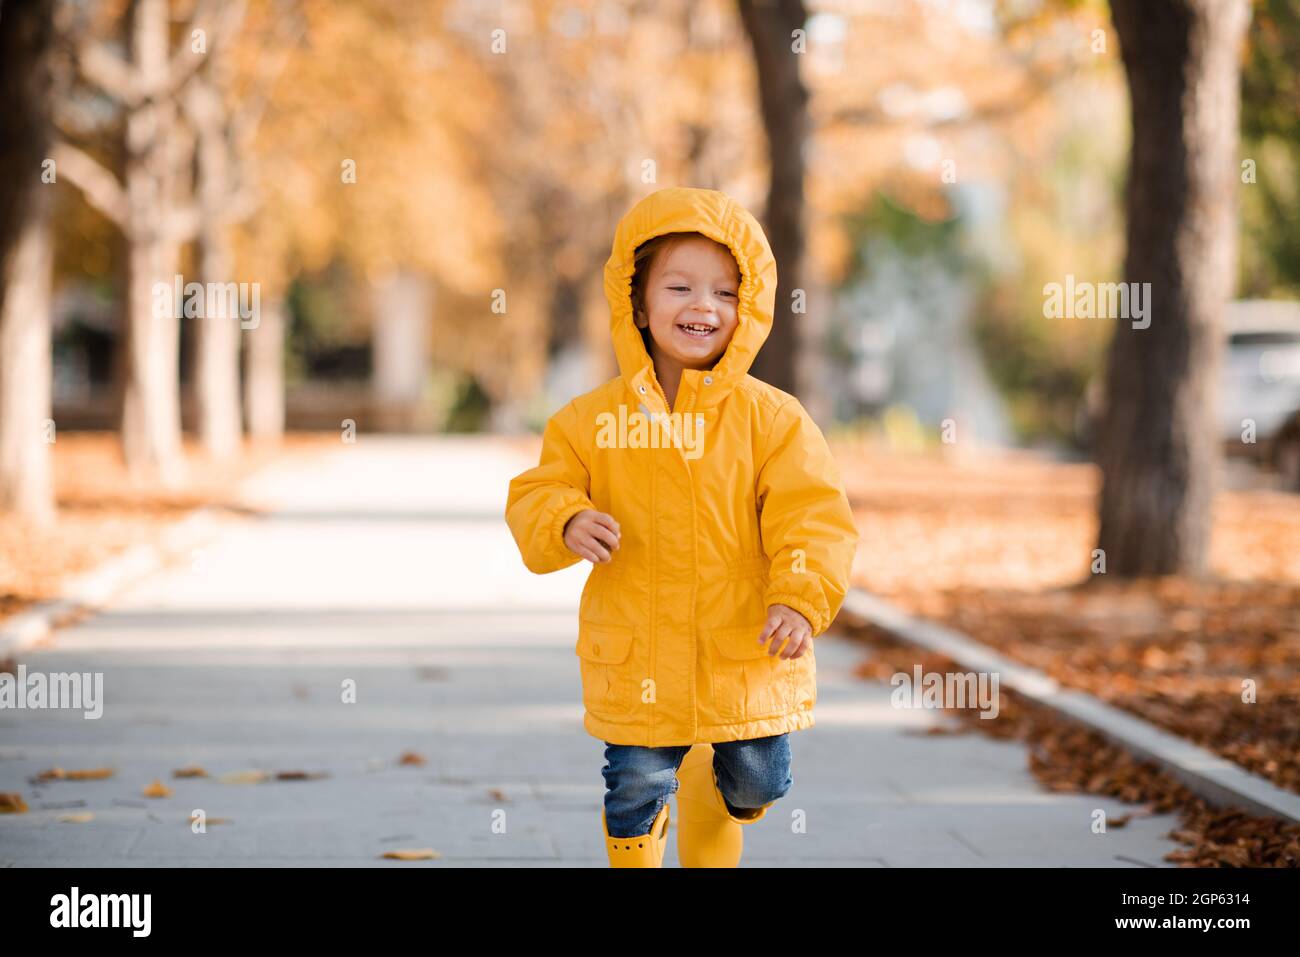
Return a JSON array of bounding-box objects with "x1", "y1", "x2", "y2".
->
[
  {"x1": 675, "y1": 743, "x2": 771, "y2": 868},
  {"x1": 603, "y1": 801, "x2": 670, "y2": 868}
]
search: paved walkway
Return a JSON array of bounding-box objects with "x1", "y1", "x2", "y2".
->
[{"x1": 0, "y1": 436, "x2": 1184, "y2": 866}]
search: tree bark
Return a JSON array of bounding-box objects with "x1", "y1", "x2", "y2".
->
[
  {"x1": 370, "y1": 270, "x2": 431, "y2": 432},
  {"x1": 1098, "y1": 0, "x2": 1251, "y2": 576},
  {"x1": 244, "y1": 296, "x2": 285, "y2": 442},
  {"x1": 119, "y1": 0, "x2": 186, "y2": 486},
  {"x1": 737, "y1": 0, "x2": 808, "y2": 396},
  {"x1": 0, "y1": 0, "x2": 57, "y2": 526},
  {"x1": 189, "y1": 76, "x2": 243, "y2": 462}
]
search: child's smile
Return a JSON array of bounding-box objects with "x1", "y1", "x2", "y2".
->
[{"x1": 675, "y1": 319, "x2": 720, "y2": 340}]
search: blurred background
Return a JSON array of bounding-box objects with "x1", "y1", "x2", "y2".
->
[{"x1": 1, "y1": 0, "x2": 1298, "y2": 586}]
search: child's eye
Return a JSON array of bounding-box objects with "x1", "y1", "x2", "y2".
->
[
  {"x1": 718, "y1": 290, "x2": 737, "y2": 298},
  {"x1": 668, "y1": 285, "x2": 690, "y2": 292}
]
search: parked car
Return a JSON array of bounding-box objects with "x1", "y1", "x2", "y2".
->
[{"x1": 1075, "y1": 299, "x2": 1300, "y2": 491}]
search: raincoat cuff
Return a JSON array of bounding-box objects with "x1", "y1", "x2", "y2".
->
[
  {"x1": 549, "y1": 499, "x2": 595, "y2": 564},
  {"x1": 764, "y1": 592, "x2": 826, "y2": 637}
]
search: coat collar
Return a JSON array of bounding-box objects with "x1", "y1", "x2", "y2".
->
[{"x1": 602, "y1": 187, "x2": 777, "y2": 413}]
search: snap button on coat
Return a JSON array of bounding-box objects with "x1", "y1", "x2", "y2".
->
[{"x1": 505, "y1": 186, "x2": 860, "y2": 747}]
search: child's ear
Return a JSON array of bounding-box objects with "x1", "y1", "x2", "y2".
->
[{"x1": 633, "y1": 307, "x2": 648, "y2": 329}]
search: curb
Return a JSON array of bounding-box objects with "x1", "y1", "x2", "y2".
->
[{"x1": 842, "y1": 588, "x2": 1300, "y2": 825}]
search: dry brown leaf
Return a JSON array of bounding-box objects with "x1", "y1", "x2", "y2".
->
[
  {"x1": 0, "y1": 792, "x2": 29, "y2": 813},
  {"x1": 35, "y1": 767, "x2": 114, "y2": 781},
  {"x1": 143, "y1": 779, "x2": 172, "y2": 798},
  {"x1": 274, "y1": 770, "x2": 329, "y2": 780},
  {"x1": 172, "y1": 766, "x2": 208, "y2": 778},
  {"x1": 218, "y1": 770, "x2": 269, "y2": 784},
  {"x1": 67, "y1": 767, "x2": 115, "y2": 780},
  {"x1": 58, "y1": 812, "x2": 94, "y2": 823},
  {"x1": 398, "y1": 751, "x2": 426, "y2": 766},
  {"x1": 380, "y1": 848, "x2": 441, "y2": 860}
]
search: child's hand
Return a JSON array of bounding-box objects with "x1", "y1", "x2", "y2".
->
[
  {"x1": 757, "y1": 604, "x2": 812, "y2": 659},
  {"x1": 563, "y1": 509, "x2": 621, "y2": 564}
]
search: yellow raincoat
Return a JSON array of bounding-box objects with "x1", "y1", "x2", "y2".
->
[{"x1": 505, "y1": 186, "x2": 859, "y2": 746}]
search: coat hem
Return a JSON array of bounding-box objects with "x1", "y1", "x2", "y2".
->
[{"x1": 583, "y1": 708, "x2": 815, "y2": 747}]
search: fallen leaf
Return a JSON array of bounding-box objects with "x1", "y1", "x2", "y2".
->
[
  {"x1": 380, "y1": 848, "x2": 441, "y2": 861},
  {"x1": 35, "y1": 767, "x2": 114, "y2": 782},
  {"x1": 219, "y1": 770, "x2": 269, "y2": 785},
  {"x1": 398, "y1": 751, "x2": 426, "y2": 766},
  {"x1": 143, "y1": 779, "x2": 172, "y2": 798},
  {"x1": 0, "y1": 793, "x2": 29, "y2": 813},
  {"x1": 67, "y1": 767, "x2": 115, "y2": 780},
  {"x1": 274, "y1": 770, "x2": 329, "y2": 781},
  {"x1": 172, "y1": 766, "x2": 208, "y2": 778},
  {"x1": 189, "y1": 813, "x2": 231, "y2": 825},
  {"x1": 58, "y1": 812, "x2": 94, "y2": 823}
]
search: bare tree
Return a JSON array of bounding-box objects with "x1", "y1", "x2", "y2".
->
[
  {"x1": 1096, "y1": 0, "x2": 1251, "y2": 575},
  {"x1": 185, "y1": 1, "x2": 249, "y2": 462},
  {"x1": 53, "y1": 0, "x2": 230, "y2": 484},
  {"x1": 188, "y1": 0, "x2": 301, "y2": 453}
]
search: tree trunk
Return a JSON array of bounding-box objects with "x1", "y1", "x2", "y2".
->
[
  {"x1": 0, "y1": 0, "x2": 57, "y2": 526},
  {"x1": 0, "y1": 208, "x2": 56, "y2": 526},
  {"x1": 370, "y1": 270, "x2": 431, "y2": 432},
  {"x1": 120, "y1": 0, "x2": 186, "y2": 486},
  {"x1": 189, "y1": 77, "x2": 242, "y2": 462},
  {"x1": 737, "y1": 0, "x2": 808, "y2": 396},
  {"x1": 244, "y1": 296, "x2": 285, "y2": 442},
  {"x1": 1098, "y1": 0, "x2": 1251, "y2": 576}
]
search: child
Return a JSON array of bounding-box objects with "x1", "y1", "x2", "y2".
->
[{"x1": 504, "y1": 186, "x2": 859, "y2": 867}]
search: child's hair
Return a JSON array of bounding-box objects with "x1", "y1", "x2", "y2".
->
[{"x1": 630, "y1": 230, "x2": 735, "y2": 358}]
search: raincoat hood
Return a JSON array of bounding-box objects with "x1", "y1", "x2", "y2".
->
[{"x1": 603, "y1": 187, "x2": 777, "y2": 412}]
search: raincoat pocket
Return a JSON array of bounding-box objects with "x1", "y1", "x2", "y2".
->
[
  {"x1": 575, "y1": 621, "x2": 637, "y2": 717},
  {"x1": 708, "y1": 625, "x2": 796, "y2": 723}
]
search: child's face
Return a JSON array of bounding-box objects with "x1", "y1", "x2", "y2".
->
[{"x1": 634, "y1": 236, "x2": 741, "y2": 371}]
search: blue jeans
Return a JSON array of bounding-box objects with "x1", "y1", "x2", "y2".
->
[{"x1": 601, "y1": 734, "x2": 793, "y2": 838}]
